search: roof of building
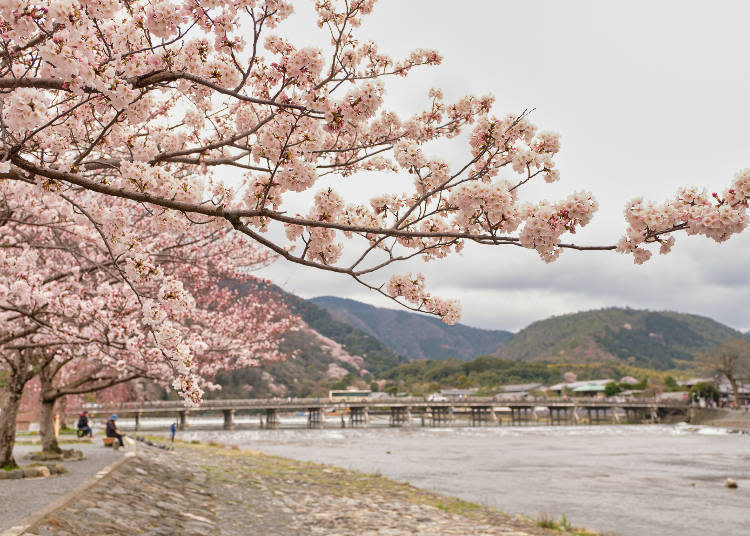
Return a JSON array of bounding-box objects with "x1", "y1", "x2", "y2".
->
[
  {"x1": 548, "y1": 379, "x2": 613, "y2": 391},
  {"x1": 501, "y1": 383, "x2": 544, "y2": 392},
  {"x1": 571, "y1": 382, "x2": 607, "y2": 392},
  {"x1": 440, "y1": 388, "x2": 478, "y2": 396}
]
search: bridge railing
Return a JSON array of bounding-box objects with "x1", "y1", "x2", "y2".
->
[{"x1": 70, "y1": 395, "x2": 689, "y2": 414}]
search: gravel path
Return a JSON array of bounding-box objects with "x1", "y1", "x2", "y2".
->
[
  {"x1": 21, "y1": 441, "x2": 587, "y2": 536},
  {"x1": 0, "y1": 441, "x2": 126, "y2": 532}
]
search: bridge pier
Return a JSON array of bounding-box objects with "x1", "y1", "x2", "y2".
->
[
  {"x1": 307, "y1": 408, "x2": 323, "y2": 428},
  {"x1": 570, "y1": 406, "x2": 579, "y2": 424},
  {"x1": 587, "y1": 407, "x2": 610, "y2": 424},
  {"x1": 134, "y1": 412, "x2": 142, "y2": 432},
  {"x1": 222, "y1": 409, "x2": 235, "y2": 430},
  {"x1": 470, "y1": 406, "x2": 491, "y2": 427},
  {"x1": 593, "y1": 407, "x2": 603, "y2": 424},
  {"x1": 611, "y1": 407, "x2": 620, "y2": 424},
  {"x1": 390, "y1": 406, "x2": 409, "y2": 427},
  {"x1": 178, "y1": 410, "x2": 189, "y2": 431},
  {"x1": 265, "y1": 408, "x2": 279, "y2": 429},
  {"x1": 548, "y1": 407, "x2": 571, "y2": 425},
  {"x1": 350, "y1": 406, "x2": 367, "y2": 427},
  {"x1": 430, "y1": 406, "x2": 452, "y2": 427},
  {"x1": 511, "y1": 406, "x2": 532, "y2": 426}
]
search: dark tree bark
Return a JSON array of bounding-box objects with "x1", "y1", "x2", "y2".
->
[
  {"x1": 38, "y1": 396, "x2": 61, "y2": 454},
  {"x1": 0, "y1": 380, "x2": 26, "y2": 469},
  {"x1": 38, "y1": 362, "x2": 63, "y2": 454}
]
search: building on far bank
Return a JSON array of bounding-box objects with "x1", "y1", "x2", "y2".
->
[
  {"x1": 496, "y1": 383, "x2": 544, "y2": 400},
  {"x1": 546, "y1": 379, "x2": 613, "y2": 397},
  {"x1": 440, "y1": 388, "x2": 478, "y2": 398},
  {"x1": 677, "y1": 378, "x2": 715, "y2": 388},
  {"x1": 718, "y1": 380, "x2": 750, "y2": 405},
  {"x1": 677, "y1": 377, "x2": 750, "y2": 405}
]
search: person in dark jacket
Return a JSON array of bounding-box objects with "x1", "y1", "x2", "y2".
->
[
  {"x1": 77, "y1": 412, "x2": 93, "y2": 437},
  {"x1": 106, "y1": 414, "x2": 125, "y2": 447}
]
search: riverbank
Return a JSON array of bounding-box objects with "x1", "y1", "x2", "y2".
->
[
  {"x1": 22, "y1": 439, "x2": 599, "y2": 536},
  {"x1": 689, "y1": 407, "x2": 750, "y2": 431}
]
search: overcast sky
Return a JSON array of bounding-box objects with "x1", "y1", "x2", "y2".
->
[{"x1": 255, "y1": 1, "x2": 750, "y2": 333}]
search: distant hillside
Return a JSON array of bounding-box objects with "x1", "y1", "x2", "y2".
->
[
  {"x1": 210, "y1": 282, "x2": 406, "y2": 398},
  {"x1": 494, "y1": 307, "x2": 744, "y2": 370},
  {"x1": 379, "y1": 355, "x2": 674, "y2": 394},
  {"x1": 311, "y1": 296, "x2": 513, "y2": 360},
  {"x1": 283, "y1": 293, "x2": 405, "y2": 374}
]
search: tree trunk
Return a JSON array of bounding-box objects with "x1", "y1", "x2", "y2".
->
[
  {"x1": 728, "y1": 375, "x2": 740, "y2": 408},
  {"x1": 0, "y1": 387, "x2": 23, "y2": 469},
  {"x1": 38, "y1": 396, "x2": 62, "y2": 454}
]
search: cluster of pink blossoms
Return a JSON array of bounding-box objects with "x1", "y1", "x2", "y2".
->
[
  {"x1": 386, "y1": 273, "x2": 461, "y2": 325},
  {"x1": 617, "y1": 170, "x2": 750, "y2": 264},
  {"x1": 519, "y1": 192, "x2": 599, "y2": 262}
]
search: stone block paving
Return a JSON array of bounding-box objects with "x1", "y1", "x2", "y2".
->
[
  {"x1": 24, "y1": 445, "x2": 561, "y2": 536},
  {"x1": 26, "y1": 450, "x2": 217, "y2": 536}
]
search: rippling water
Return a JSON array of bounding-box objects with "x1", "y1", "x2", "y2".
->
[{"x1": 172, "y1": 423, "x2": 749, "y2": 535}]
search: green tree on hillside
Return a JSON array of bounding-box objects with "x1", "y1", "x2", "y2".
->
[{"x1": 604, "y1": 382, "x2": 621, "y2": 397}]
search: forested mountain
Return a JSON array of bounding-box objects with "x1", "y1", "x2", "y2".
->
[
  {"x1": 210, "y1": 283, "x2": 406, "y2": 398},
  {"x1": 310, "y1": 296, "x2": 513, "y2": 360},
  {"x1": 210, "y1": 283, "x2": 746, "y2": 398},
  {"x1": 494, "y1": 308, "x2": 744, "y2": 370}
]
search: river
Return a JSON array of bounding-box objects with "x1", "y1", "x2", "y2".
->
[{"x1": 160, "y1": 423, "x2": 749, "y2": 535}]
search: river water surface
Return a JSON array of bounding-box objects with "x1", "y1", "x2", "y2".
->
[{"x1": 176, "y1": 424, "x2": 748, "y2": 535}]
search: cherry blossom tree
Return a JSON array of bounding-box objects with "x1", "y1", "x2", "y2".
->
[
  {"x1": 0, "y1": 182, "x2": 293, "y2": 465},
  {"x1": 1, "y1": 0, "x2": 749, "y2": 446},
  {"x1": 36, "y1": 279, "x2": 293, "y2": 455}
]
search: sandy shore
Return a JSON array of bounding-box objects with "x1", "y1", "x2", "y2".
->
[{"x1": 21, "y1": 439, "x2": 601, "y2": 536}]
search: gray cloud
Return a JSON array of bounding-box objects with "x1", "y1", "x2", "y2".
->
[{"x1": 254, "y1": 1, "x2": 750, "y2": 334}]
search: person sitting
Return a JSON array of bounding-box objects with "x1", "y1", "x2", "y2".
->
[
  {"x1": 77, "y1": 411, "x2": 93, "y2": 437},
  {"x1": 105, "y1": 414, "x2": 125, "y2": 447}
]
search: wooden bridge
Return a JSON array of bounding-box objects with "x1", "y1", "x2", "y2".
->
[{"x1": 71, "y1": 397, "x2": 689, "y2": 431}]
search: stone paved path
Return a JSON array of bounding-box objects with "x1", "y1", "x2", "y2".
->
[
  {"x1": 0, "y1": 442, "x2": 124, "y2": 532},
  {"x1": 22, "y1": 442, "x2": 588, "y2": 536}
]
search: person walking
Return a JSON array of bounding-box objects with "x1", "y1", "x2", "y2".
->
[{"x1": 170, "y1": 421, "x2": 177, "y2": 443}]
